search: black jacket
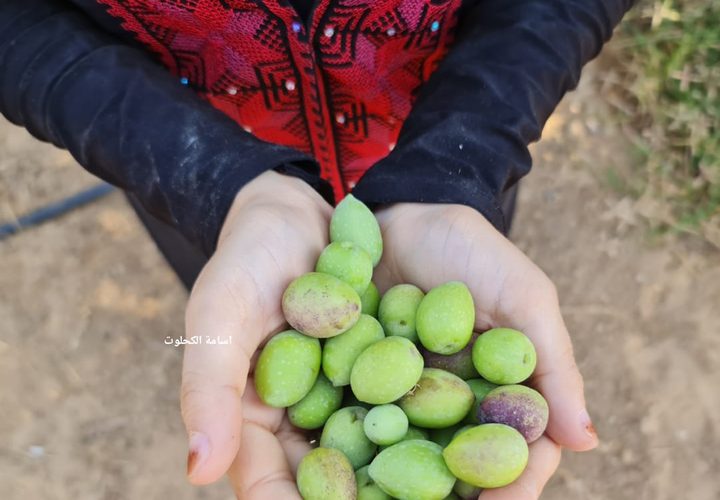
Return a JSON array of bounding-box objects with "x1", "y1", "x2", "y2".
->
[{"x1": 0, "y1": 0, "x2": 633, "y2": 256}]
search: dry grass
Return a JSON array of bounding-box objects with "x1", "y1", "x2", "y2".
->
[{"x1": 599, "y1": 0, "x2": 720, "y2": 246}]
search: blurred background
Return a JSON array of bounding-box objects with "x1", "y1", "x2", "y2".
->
[{"x1": 1, "y1": 1, "x2": 718, "y2": 499}]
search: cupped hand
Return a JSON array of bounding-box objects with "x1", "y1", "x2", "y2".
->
[
  {"x1": 373, "y1": 202, "x2": 599, "y2": 500},
  {"x1": 181, "y1": 171, "x2": 331, "y2": 498}
]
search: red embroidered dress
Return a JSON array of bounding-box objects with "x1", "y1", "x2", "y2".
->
[{"x1": 96, "y1": 0, "x2": 462, "y2": 200}]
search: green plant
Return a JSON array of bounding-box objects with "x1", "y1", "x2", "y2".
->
[{"x1": 603, "y1": 0, "x2": 720, "y2": 243}]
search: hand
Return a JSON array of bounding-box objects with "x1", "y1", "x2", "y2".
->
[
  {"x1": 373, "y1": 202, "x2": 598, "y2": 500},
  {"x1": 181, "y1": 171, "x2": 331, "y2": 498}
]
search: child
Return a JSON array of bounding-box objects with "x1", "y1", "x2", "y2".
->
[{"x1": 0, "y1": 1, "x2": 632, "y2": 497}]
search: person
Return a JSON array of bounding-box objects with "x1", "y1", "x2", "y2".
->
[{"x1": 0, "y1": 0, "x2": 633, "y2": 498}]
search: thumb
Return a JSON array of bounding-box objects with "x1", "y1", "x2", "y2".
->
[
  {"x1": 496, "y1": 271, "x2": 598, "y2": 452},
  {"x1": 181, "y1": 262, "x2": 264, "y2": 485}
]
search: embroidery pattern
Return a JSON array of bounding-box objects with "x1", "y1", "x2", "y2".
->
[{"x1": 96, "y1": 0, "x2": 461, "y2": 198}]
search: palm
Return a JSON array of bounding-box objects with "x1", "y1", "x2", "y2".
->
[
  {"x1": 373, "y1": 203, "x2": 507, "y2": 329},
  {"x1": 218, "y1": 220, "x2": 329, "y2": 498},
  {"x1": 181, "y1": 172, "x2": 331, "y2": 496},
  {"x1": 373, "y1": 203, "x2": 596, "y2": 499},
  {"x1": 213, "y1": 203, "x2": 330, "y2": 498}
]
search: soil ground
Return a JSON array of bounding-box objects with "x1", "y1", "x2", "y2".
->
[{"x1": 1, "y1": 62, "x2": 719, "y2": 500}]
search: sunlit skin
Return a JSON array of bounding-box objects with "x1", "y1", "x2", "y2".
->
[{"x1": 180, "y1": 171, "x2": 598, "y2": 499}]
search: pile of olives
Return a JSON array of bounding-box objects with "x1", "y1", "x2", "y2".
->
[{"x1": 254, "y1": 195, "x2": 549, "y2": 500}]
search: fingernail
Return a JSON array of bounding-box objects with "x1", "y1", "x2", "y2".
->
[
  {"x1": 580, "y1": 409, "x2": 598, "y2": 441},
  {"x1": 187, "y1": 432, "x2": 210, "y2": 478}
]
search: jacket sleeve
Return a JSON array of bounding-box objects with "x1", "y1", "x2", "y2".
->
[
  {"x1": 0, "y1": 0, "x2": 328, "y2": 256},
  {"x1": 352, "y1": 0, "x2": 634, "y2": 233}
]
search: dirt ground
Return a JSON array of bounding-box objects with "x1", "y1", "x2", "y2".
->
[{"x1": 1, "y1": 61, "x2": 719, "y2": 500}]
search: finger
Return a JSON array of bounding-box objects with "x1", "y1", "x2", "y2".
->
[
  {"x1": 277, "y1": 420, "x2": 313, "y2": 473},
  {"x1": 228, "y1": 421, "x2": 302, "y2": 500},
  {"x1": 478, "y1": 435, "x2": 561, "y2": 500},
  {"x1": 498, "y1": 270, "x2": 598, "y2": 451},
  {"x1": 527, "y1": 312, "x2": 598, "y2": 451},
  {"x1": 182, "y1": 261, "x2": 264, "y2": 485},
  {"x1": 228, "y1": 386, "x2": 302, "y2": 500},
  {"x1": 240, "y1": 381, "x2": 313, "y2": 474}
]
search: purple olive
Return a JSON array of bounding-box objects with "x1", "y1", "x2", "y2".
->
[{"x1": 477, "y1": 385, "x2": 549, "y2": 443}]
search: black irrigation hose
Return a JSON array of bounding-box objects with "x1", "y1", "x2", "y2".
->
[{"x1": 0, "y1": 182, "x2": 115, "y2": 241}]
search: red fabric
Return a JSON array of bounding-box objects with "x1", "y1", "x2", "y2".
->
[{"x1": 96, "y1": 0, "x2": 462, "y2": 201}]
